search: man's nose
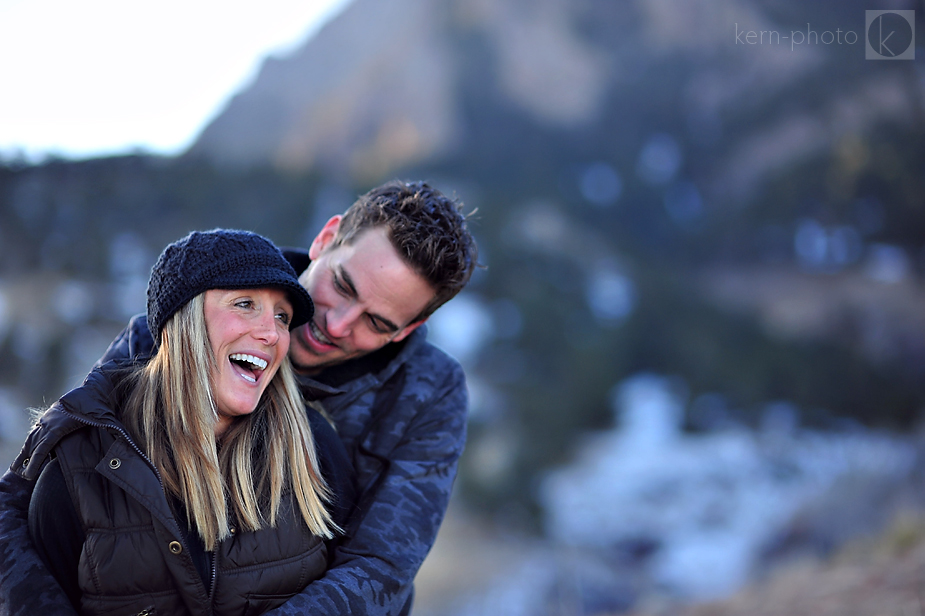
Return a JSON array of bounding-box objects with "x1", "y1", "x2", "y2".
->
[{"x1": 326, "y1": 304, "x2": 363, "y2": 338}]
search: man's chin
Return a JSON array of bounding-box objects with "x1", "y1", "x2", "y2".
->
[
  {"x1": 291, "y1": 362, "x2": 320, "y2": 376},
  {"x1": 290, "y1": 349, "x2": 323, "y2": 374},
  {"x1": 287, "y1": 339, "x2": 317, "y2": 373},
  {"x1": 289, "y1": 343, "x2": 340, "y2": 375}
]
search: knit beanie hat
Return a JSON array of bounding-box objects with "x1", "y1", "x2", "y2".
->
[{"x1": 147, "y1": 229, "x2": 313, "y2": 342}]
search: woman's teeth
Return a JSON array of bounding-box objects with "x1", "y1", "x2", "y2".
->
[{"x1": 229, "y1": 353, "x2": 268, "y2": 370}]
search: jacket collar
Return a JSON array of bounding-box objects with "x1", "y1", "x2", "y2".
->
[
  {"x1": 17, "y1": 361, "x2": 136, "y2": 481},
  {"x1": 57, "y1": 360, "x2": 135, "y2": 427}
]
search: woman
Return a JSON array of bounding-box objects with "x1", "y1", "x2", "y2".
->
[{"x1": 17, "y1": 229, "x2": 353, "y2": 616}]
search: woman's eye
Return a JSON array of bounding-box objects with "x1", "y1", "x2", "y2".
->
[
  {"x1": 235, "y1": 300, "x2": 253, "y2": 309},
  {"x1": 333, "y1": 275, "x2": 347, "y2": 294},
  {"x1": 276, "y1": 312, "x2": 291, "y2": 326}
]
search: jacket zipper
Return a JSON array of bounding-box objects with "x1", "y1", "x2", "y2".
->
[
  {"x1": 59, "y1": 408, "x2": 209, "y2": 600},
  {"x1": 209, "y1": 552, "x2": 218, "y2": 598}
]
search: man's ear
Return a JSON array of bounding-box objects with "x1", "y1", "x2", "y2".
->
[
  {"x1": 308, "y1": 215, "x2": 343, "y2": 260},
  {"x1": 391, "y1": 318, "x2": 427, "y2": 344}
]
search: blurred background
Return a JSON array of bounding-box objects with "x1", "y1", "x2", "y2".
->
[{"x1": 2, "y1": 0, "x2": 925, "y2": 614}]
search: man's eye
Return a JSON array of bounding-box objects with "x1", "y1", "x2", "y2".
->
[
  {"x1": 333, "y1": 276, "x2": 347, "y2": 294},
  {"x1": 369, "y1": 318, "x2": 387, "y2": 334}
]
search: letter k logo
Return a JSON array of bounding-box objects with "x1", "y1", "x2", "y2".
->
[{"x1": 866, "y1": 10, "x2": 915, "y2": 60}]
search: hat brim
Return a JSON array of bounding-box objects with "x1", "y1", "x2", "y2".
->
[{"x1": 209, "y1": 266, "x2": 313, "y2": 331}]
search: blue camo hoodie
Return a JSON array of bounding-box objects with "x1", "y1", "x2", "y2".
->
[{"x1": 0, "y1": 251, "x2": 469, "y2": 616}]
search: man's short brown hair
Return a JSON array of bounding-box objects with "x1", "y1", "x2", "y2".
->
[{"x1": 334, "y1": 180, "x2": 477, "y2": 322}]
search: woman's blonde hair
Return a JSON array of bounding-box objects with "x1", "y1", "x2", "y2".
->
[{"x1": 123, "y1": 293, "x2": 335, "y2": 551}]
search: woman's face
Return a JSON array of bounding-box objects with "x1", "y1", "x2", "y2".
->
[{"x1": 203, "y1": 288, "x2": 293, "y2": 435}]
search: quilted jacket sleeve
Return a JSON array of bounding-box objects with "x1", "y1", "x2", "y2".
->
[
  {"x1": 0, "y1": 316, "x2": 147, "y2": 616},
  {"x1": 263, "y1": 360, "x2": 469, "y2": 616},
  {"x1": 0, "y1": 467, "x2": 79, "y2": 616}
]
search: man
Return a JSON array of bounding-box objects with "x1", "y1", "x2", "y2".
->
[{"x1": 0, "y1": 180, "x2": 477, "y2": 616}]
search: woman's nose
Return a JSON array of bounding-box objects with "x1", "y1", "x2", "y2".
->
[{"x1": 253, "y1": 312, "x2": 281, "y2": 345}]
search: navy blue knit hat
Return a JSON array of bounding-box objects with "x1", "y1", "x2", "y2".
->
[{"x1": 147, "y1": 229, "x2": 313, "y2": 342}]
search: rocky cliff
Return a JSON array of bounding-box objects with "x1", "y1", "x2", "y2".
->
[{"x1": 186, "y1": 0, "x2": 923, "y2": 205}]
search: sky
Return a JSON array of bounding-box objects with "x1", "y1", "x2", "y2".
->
[{"x1": 0, "y1": 0, "x2": 352, "y2": 161}]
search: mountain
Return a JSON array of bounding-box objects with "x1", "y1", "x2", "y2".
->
[
  {"x1": 187, "y1": 0, "x2": 461, "y2": 182},
  {"x1": 186, "y1": 0, "x2": 924, "y2": 206}
]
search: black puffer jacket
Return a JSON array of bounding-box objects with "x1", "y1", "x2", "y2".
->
[{"x1": 17, "y1": 364, "x2": 329, "y2": 616}]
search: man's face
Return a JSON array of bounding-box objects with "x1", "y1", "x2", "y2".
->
[{"x1": 289, "y1": 217, "x2": 435, "y2": 374}]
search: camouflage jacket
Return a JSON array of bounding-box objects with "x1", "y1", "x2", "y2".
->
[{"x1": 0, "y1": 315, "x2": 468, "y2": 616}]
